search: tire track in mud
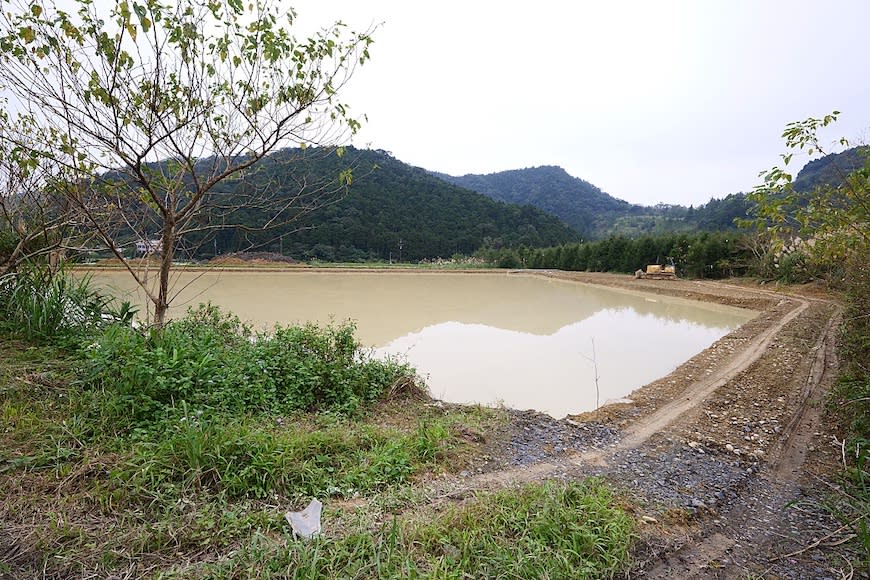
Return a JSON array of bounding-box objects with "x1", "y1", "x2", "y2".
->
[
  {"x1": 640, "y1": 301, "x2": 842, "y2": 579},
  {"x1": 614, "y1": 295, "x2": 809, "y2": 452}
]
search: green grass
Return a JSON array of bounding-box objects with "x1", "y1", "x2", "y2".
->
[
  {"x1": 186, "y1": 479, "x2": 634, "y2": 579},
  {"x1": 113, "y1": 413, "x2": 453, "y2": 501},
  {"x1": 0, "y1": 331, "x2": 635, "y2": 578},
  {"x1": 0, "y1": 265, "x2": 133, "y2": 346},
  {"x1": 79, "y1": 304, "x2": 417, "y2": 433},
  {"x1": 0, "y1": 331, "x2": 513, "y2": 577},
  {"x1": 0, "y1": 354, "x2": 510, "y2": 577}
]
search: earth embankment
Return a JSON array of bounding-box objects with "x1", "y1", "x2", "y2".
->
[{"x1": 435, "y1": 272, "x2": 848, "y2": 578}]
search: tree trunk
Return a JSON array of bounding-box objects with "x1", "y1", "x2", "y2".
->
[{"x1": 154, "y1": 226, "x2": 176, "y2": 328}]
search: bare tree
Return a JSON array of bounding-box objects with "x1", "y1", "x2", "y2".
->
[{"x1": 0, "y1": 0, "x2": 373, "y2": 325}]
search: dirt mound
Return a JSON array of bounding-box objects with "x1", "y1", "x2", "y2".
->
[
  {"x1": 91, "y1": 256, "x2": 162, "y2": 267},
  {"x1": 209, "y1": 252, "x2": 300, "y2": 266}
]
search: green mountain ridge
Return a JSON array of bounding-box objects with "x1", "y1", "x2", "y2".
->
[
  {"x1": 433, "y1": 165, "x2": 751, "y2": 238},
  {"x1": 434, "y1": 146, "x2": 868, "y2": 240},
  {"x1": 98, "y1": 145, "x2": 865, "y2": 263},
  {"x1": 433, "y1": 166, "x2": 633, "y2": 235},
  {"x1": 793, "y1": 146, "x2": 869, "y2": 192},
  {"x1": 205, "y1": 148, "x2": 580, "y2": 261}
]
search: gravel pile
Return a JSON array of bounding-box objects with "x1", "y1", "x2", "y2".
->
[
  {"x1": 597, "y1": 440, "x2": 756, "y2": 515},
  {"x1": 505, "y1": 411, "x2": 619, "y2": 466}
]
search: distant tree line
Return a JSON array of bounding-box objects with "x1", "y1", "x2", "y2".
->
[{"x1": 478, "y1": 231, "x2": 752, "y2": 279}]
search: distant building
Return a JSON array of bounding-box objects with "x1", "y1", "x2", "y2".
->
[{"x1": 135, "y1": 238, "x2": 163, "y2": 255}]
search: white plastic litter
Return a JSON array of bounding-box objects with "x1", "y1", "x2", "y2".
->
[{"x1": 285, "y1": 499, "x2": 323, "y2": 539}]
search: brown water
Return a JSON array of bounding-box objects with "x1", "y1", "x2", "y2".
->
[{"x1": 88, "y1": 270, "x2": 756, "y2": 417}]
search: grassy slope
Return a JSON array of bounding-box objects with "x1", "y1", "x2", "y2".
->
[{"x1": 0, "y1": 333, "x2": 633, "y2": 578}]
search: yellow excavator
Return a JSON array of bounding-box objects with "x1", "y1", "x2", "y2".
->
[{"x1": 636, "y1": 259, "x2": 677, "y2": 280}]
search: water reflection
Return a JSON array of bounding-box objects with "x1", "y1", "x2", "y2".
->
[
  {"x1": 87, "y1": 270, "x2": 755, "y2": 417},
  {"x1": 378, "y1": 308, "x2": 743, "y2": 418}
]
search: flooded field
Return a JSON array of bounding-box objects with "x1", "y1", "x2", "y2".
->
[{"x1": 88, "y1": 269, "x2": 756, "y2": 417}]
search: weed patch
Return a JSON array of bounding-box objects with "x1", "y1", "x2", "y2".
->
[
  {"x1": 201, "y1": 479, "x2": 634, "y2": 579},
  {"x1": 0, "y1": 265, "x2": 131, "y2": 344},
  {"x1": 113, "y1": 415, "x2": 448, "y2": 501},
  {"x1": 825, "y1": 252, "x2": 870, "y2": 570}
]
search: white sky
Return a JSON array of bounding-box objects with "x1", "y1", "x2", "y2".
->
[{"x1": 293, "y1": 0, "x2": 870, "y2": 206}]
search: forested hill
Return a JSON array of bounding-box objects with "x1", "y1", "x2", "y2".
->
[
  {"x1": 433, "y1": 166, "x2": 634, "y2": 235},
  {"x1": 793, "y1": 146, "x2": 869, "y2": 192},
  {"x1": 215, "y1": 148, "x2": 579, "y2": 262},
  {"x1": 434, "y1": 166, "x2": 754, "y2": 237},
  {"x1": 606, "y1": 147, "x2": 868, "y2": 236}
]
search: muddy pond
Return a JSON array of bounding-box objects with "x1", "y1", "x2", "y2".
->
[{"x1": 88, "y1": 270, "x2": 756, "y2": 418}]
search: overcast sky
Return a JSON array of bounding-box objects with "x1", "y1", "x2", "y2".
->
[{"x1": 293, "y1": 0, "x2": 870, "y2": 206}]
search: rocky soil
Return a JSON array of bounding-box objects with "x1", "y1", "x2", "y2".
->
[{"x1": 423, "y1": 272, "x2": 860, "y2": 579}]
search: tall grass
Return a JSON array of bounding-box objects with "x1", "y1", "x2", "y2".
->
[
  {"x1": 113, "y1": 414, "x2": 450, "y2": 500},
  {"x1": 66, "y1": 303, "x2": 425, "y2": 503},
  {"x1": 0, "y1": 265, "x2": 112, "y2": 342}
]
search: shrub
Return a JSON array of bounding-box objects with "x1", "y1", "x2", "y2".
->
[
  {"x1": 826, "y1": 250, "x2": 870, "y2": 569},
  {"x1": 776, "y1": 250, "x2": 812, "y2": 283},
  {"x1": 82, "y1": 304, "x2": 416, "y2": 431}
]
